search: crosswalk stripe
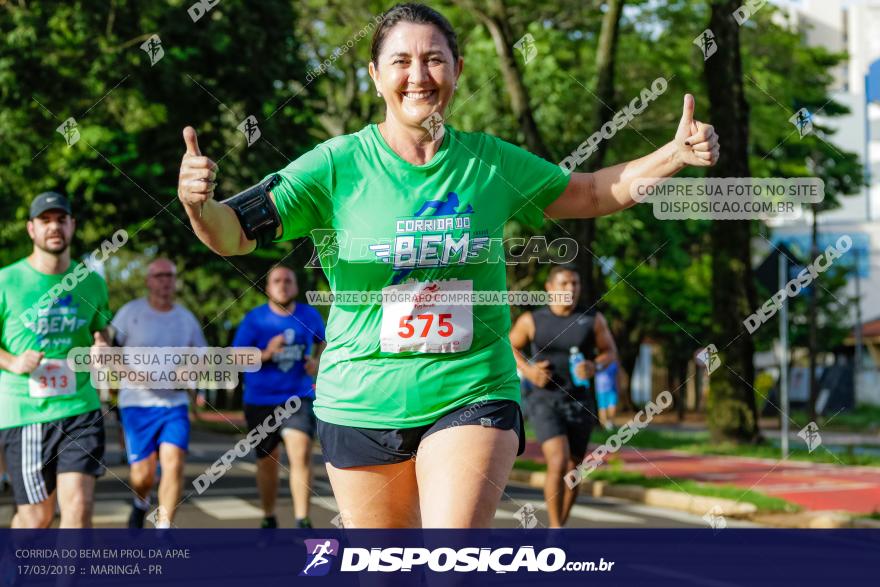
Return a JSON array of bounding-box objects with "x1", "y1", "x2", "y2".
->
[
  {"x1": 565, "y1": 503, "x2": 644, "y2": 524},
  {"x1": 621, "y1": 503, "x2": 759, "y2": 527},
  {"x1": 498, "y1": 500, "x2": 644, "y2": 525},
  {"x1": 620, "y1": 503, "x2": 705, "y2": 524},
  {"x1": 494, "y1": 508, "x2": 521, "y2": 521},
  {"x1": 0, "y1": 505, "x2": 13, "y2": 526},
  {"x1": 192, "y1": 496, "x2": 264, "y2": 520},
  {"x1": 92, "y1": 500, "x2": 132, "y2": 524},
  {"x1": 82, "y1": 477, "x2": 336, "y2": 503},
  {"x1": 235, "y1": 462, "x2": 258, "y2": 473}
]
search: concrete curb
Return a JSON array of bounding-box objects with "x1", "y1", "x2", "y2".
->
[
  {"x1": 751, "y1": 510, "x2": 855, "y2": 529},
  {"x1": 510, "y1": 467, "x2": 878, "y2": 528},
  {"x1": 508, "y1": 468, "x2": 756, "y2": 519},
  {"x1": 850, "y1": 517, "x2": 880, "y2": 529},
  {"x1": 595, "y1": 482, "x2": 758, "y2": 518},
  {"x1": 508, "y1": 468, "x2": 546, "y2": 488}
]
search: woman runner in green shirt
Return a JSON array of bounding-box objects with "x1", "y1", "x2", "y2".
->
[{"x1": 177, "y1": 3, "x2": 719, "y2": 528}]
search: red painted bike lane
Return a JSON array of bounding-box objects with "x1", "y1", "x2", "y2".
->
[{"x1": 522, "y1": 441, "x2": 880, "y2": 514}]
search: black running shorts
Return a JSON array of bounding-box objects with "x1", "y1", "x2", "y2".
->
[
  {"x1": 317, "y1": 399, "x2": 525, "y2": 468},
  {"x1": 0, "y1": 409, "x2": 105, "y2": 505}
]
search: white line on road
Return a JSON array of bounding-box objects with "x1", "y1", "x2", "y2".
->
[
  {"x1": 92, "y1": 500, "x2": 132, "y2": 524},
  {"x1": 496, "y1": 500, "x2": 644, "y2": 525},
  {"x1": 192, "y1": 497, "x2": 265, "y2": 520},
  {"x1": 0, "y1": 505, "x2": 13, "y2": 526},
  {"x1": 87, "y1": 477, "x2": 335, "y2": 503},
  {"x1": 566, "y1": 503, "x2": 644, "y2": 524},
  {"x1": 622, "y1": 503, "x2": 759, "y2": 528}
]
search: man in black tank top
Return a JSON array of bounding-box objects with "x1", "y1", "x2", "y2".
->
[{"x1": 510, "y1": 265, "x2": 618, "y2": 528}]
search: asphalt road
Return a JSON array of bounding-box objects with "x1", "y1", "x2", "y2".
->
[{"x1": 1, "y1": 423, "x2": 756, "y2": 530}]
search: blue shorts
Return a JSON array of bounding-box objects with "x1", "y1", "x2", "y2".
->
[
  {"x1": 120, "y1": 405, "x2": 190, "y2": 464},
  {"x1": 597, "y1": 390, "x2": 617, "y2": 410},
  {"x1": 595, "y1": 362, "x2": 618, "y2": 410}
]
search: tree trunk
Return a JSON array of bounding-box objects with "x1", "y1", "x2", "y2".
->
[
  {"x1": 571, "y1": 0, "x2": 625, "y2": 305},
  {"x1": 678, "y1": 359, "x2": 689, "y2": 421},
  {"x1": 467, "y1": 0, "x2": 625, "y2": 303},
  {"x1": 474, "y1": 0, "x2": 551, "y2": 159},
  {"x1": 704, "y1": 0, "x2": 760, "y2": 443}
]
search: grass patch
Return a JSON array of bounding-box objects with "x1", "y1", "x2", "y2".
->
[
  {"x1": 791, "y1": 406, "x2": 880, "y2": 434},
  {"x1": 514, "y1": 458, "x2": 546, "y2": 472}
]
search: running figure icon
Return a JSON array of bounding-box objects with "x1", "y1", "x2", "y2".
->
[{"x1": 300, "y1": 539, "x2": 339, "y2": 576}]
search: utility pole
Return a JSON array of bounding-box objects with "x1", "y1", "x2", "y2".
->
[
  {"x1": 853, "y1": 247, "x2": 863, "y2": 404},
  {"x1": 779, "y1": 253, "x2": 790, "y2": 459}
]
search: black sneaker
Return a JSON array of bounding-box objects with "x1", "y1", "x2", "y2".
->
[
  {"x1": 260, "y1": 516, "x2": 278, "y2": 529},
  {"x1": 128, "y1": 505, "x2": 147, "y2": 529},
  {"x1": 296, "y1": 517, "x2": 313, "y2": 529}
]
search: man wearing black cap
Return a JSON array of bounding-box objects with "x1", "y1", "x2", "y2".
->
[{"x1": 0, "y1": 192, "x2": 113, "y2": 528}]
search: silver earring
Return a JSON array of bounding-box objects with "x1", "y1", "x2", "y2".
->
[{"x1": 377, "y1": 91, "x2": 381, "y2": 97}]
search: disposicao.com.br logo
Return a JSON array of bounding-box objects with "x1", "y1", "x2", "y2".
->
[{"x1": 300, "y1": 540, "x2": 614, "y2": 575}]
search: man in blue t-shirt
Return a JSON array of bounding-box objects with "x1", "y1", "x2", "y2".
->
[{"x1": 232, "y1": 266, "x2": 325, "y2": 529}]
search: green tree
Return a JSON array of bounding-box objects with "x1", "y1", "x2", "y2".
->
[{"x1": 0, "y1": 0, "x2": 318, "y2": 344}]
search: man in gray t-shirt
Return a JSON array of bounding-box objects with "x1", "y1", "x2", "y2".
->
[{"x1": 111, "y1": 258, "x2": 206, "y2": 528}]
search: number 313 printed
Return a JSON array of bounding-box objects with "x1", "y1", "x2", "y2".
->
[{"x1": 39, "y1": 375, "x2": 69, "y2": 388}]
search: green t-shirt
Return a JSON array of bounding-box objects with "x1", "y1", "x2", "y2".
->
[
  {"x1": 269, "y1": 124, "x2": 570, "y2": 428},
  {"x1": 0, "y1": 258, "x2": 111, "y2": 429}
]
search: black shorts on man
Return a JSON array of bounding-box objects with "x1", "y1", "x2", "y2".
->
[
  {"x1": 523, "y1": 385, "x2": 595, "y2": 461},
  {"x1": 0, "y1": 409, "x2": 105, "y2": 505},
  {"x1": 244, "y1": 396, "x2": 316, "y2": 459}
]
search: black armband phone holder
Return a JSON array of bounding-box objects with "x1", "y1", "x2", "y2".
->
[{"x1": 220, "y1": 175, "x2": 282, "y2": 248}]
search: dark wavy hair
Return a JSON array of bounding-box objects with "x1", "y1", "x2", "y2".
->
[{"x1": 370, "y1": 3, "x2": 460, "y2": 65}]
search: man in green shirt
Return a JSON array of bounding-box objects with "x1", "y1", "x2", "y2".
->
[
  {"x1": 176, "y1": 3, "x2": 719, "y2": 529},
  {"x1": 0, "y1": 192, "x2": 113, "y2": 528}
]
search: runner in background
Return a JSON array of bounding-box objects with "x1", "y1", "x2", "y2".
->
[
  {"x1": 0, "y1": 192, "x2": 112, "y2": 528},
  {"x1": 510, "y1": 264, "x2": 618, "y2": 527},
  {"x1": 111, "y1": 258, "x2": 207, "y2": 528},
  {"x1": 232, "y1": 266, "x2": 325, "y2": 529},
  {"x1": 108, "y1": 390, "x2": 127, "y2": 465},
  {"x1": 595, "y1": 359, "x2": 620, "y2": 431},
  {"x1": 98, "y1": 377, "x2": 127, "y2": 465}
]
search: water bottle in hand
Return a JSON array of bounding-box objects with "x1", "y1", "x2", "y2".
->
[{"x1": 569, "y1": 347, "x2": 590, "y2": 388}]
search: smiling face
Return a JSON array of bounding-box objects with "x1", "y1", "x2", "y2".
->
[
  {"x1": 368, "y1": 22, "x2": 462, "y2": 130},
  {"x1": 27, "y1": 210, "x2": 74, "y2": 255}
]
